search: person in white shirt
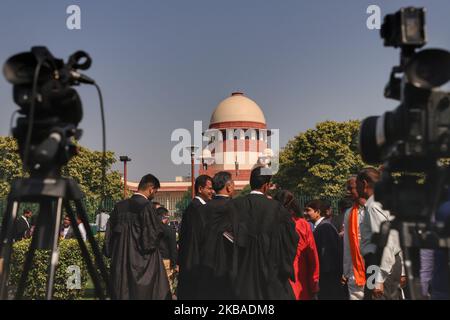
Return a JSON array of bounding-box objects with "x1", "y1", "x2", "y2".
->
[
  {"x1": 95, "y1": 211, "x2": 110, "y2": 232},
  {"x1": 357, "y1": 167, "x2": 407, "y2": 299},
  {"x1": 77, "y1": 216, "x2": 87, "y2": 241}
]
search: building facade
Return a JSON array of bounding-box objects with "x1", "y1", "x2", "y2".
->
[{"x1": 127, "y1": 92, "x2": 272, "y2": 214}]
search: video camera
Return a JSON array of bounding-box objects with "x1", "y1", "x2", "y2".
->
[
  {"x1": 359, "y1": 7, "x2": 450, "y2": 221},
  {"x1": 3, "y1": 47, "x2": 95, "y2": 176}
]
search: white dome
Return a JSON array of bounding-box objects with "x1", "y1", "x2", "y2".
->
[{"x1": 210, "y1": 92, "x2": 266, "y2": 126}]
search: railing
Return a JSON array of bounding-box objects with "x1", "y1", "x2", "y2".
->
[
  {"x1": 294, "y1": 194, "x2": 342, "y2": 217},
  {"x1": 0, "y1": 194, "x2": 343, "y2": 224},
  {"x1": 0, "y1": 197, "x2": 116, "y2": 224}
]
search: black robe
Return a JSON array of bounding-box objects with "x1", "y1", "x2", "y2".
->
[
  {"x1": 197, "y1": 195, "x2": 235, "y2": 299},
  {"x1": 213, "y1": 193, "x2": 299, "y2": 300},
  {"x1": 313, "y1": 219, "x2": 345, "y2": 300},
  {"x1": 104, "y1": 195, "x2": 171, "y2": 300},
  {"x1": 177, "y1": 197, "x2": 207, "y2": 299},
  {"x1": 14, "y1": 216, "x2": 30, "y2": 241},
  {"x1": 159, "y1": 223, "x2": 178, "y2": 268}
]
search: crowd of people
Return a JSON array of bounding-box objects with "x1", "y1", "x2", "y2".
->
[
  {"x1": 103, "y1": 165, "x2": 429, "y2": 300},
  {"x1": 11, "y1": 164, "x2": 446, "y2": 300},
  {"x1": 12, "y1": 209, "x2": 109, "y2": 242}
]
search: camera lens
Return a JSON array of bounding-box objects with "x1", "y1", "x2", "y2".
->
[{"x1": 359, "y1": 116, "x2": 383, "y2": 164}]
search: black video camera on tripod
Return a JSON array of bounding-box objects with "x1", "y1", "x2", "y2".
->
[
  {"x1": 0, "y1": 47, "x2": 111, "y2": 299},
  {"x1": 359, "y1": 7, "x2": 450, "y2": 299}
]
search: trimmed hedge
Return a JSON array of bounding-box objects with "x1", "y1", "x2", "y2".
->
[{"x1": 9, "y1": 234, "x2": 108, "y2": 300}]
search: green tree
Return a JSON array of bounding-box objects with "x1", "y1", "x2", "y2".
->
[
  {"x1": 0, "y1": 136, "x2": 123, "y2": 216},
  {"x1": 62, "y1": 145, "x2": 123, "y2": 214},
  {"x1": 237, "y1": 184, "x2": 251, "y2": 197},
  {"x1": 0, "y1": 136, "x2": 24, "y2": 197},
  {"x1": 175, "y1": 190, "x2": 191, "y2": 219},
  {"x1": 273, "y1": 120, "x2": 365, "y2": 197}
]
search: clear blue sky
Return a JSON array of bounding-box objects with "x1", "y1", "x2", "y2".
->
[{"x1": 0, "y1": 0, "x2": 449, "y2": 181}]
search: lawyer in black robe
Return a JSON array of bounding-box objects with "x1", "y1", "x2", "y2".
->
[
  {"x1": 104, "y1": 176, "x2": 170, "y2": 300},
  {"x1": 198, "y1": 194, "x2": 235, "y2": 299},
  {"x1": 177, "y1": 175, "x2": 213, "y2": 299},
  {"x1": 14, "y1": 210, "x2": 32, "y2": 241},
  {"x1": 221, "y1": 192, "x2": 299, "y2": 300},
  {"x1": 177, "y1": 197, "x2": 206, "y2": 299},
  {"x1": 313, "y1": 218, "x2": 345, "y2": 300}
]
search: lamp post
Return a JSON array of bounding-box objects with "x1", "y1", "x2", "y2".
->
[
  {"x1": 119, "y1": 156, "x2": 132, "y2": 199},
  {"x1": 200, "y1": 148, "x2": 214, "y2": 172},
  {"x1": 185, "y1": 146, "x2": 199, "y2": 199}
]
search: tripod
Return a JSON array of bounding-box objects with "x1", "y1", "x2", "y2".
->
[
  {"x1": 0, "y1": 176, "x2": 112, "y2": 299},
  {"x1": 375, "y1": 166, "x2": 450, "y2": 300}
]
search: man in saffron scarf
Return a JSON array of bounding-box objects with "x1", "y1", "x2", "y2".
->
[{"x1": 342, "y1": 176, "x2": 367, "y2": 300}]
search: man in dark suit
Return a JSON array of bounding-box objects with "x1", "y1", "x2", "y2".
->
[
  {"x1": 219, "y1": 166, "x2": 299, "y2": 300},
  {"x1": 198, "y1": 171, "x2": 235, "y2": 299},
  {"x1": 320, "y1": 199, "x2": 333, "y2": 220},
  {"x1": 14, "y1": 209, "x2": 32, "y2": 241},
  {"x1": 156, "y1": 207, "x2": 178, "y2": 297},
  {"x1": 177, "y1": 174, "x2": 213, "y2": 299},
  {"x1": 104, "y1": 173, "x2": 171, "y2": 300},
  {"x1": 61, "y1": 215, "x2": 75, "y2": 239},
  {"x1": 305, "y1": 199, "x2": 345, "y2": 300}
]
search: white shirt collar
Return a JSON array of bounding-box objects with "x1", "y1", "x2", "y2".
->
[
  {"x1": 314, "y1": 217, "x2": 325, "y2": 228},
  {"x1": 22, "y1": 215, "x2": 30, "y2": 228},
  {"x1": 195, "y1": 196, "x2": 206, "y2": 205},
  {"x1": 215, "y1": 194, "x2": 230, "y2": 198},
  {"x1": 134, "y1": 192, "x2": 148, "y2": 200},
  {"x1": 365, "y1": 195, "x2": 375, "y2": 207},
  {"x1": 250, "y1": 190, "x2": 264, "y2": 195}
]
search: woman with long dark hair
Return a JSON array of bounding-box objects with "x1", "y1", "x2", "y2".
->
[{"x1": 274, "y1": 190, "x2": 319, "y2": 300}]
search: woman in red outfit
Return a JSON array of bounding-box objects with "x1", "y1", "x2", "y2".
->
[{"x1": 275, "y1": 190, "x2": 320, "y2": 300}]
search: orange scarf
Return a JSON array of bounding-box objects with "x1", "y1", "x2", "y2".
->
[{"x1": 348, "y1": 204, "x2": 366, "y2": 286}]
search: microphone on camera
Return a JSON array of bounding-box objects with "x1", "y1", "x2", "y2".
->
[{"x1": 69, "y1": 70, "x2": 95, "y2": 84}]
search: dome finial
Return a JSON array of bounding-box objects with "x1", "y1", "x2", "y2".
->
[{"x1": 209, "y1": 92, "x2": 266, "y2": 126}]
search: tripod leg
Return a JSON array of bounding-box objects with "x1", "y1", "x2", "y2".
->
[
  {"x1": 73, "y1": 199, "x2": 112, "y2": 299},
  {"x1": 0, "y1": 200, "x2": 20, "y2": 300},
  {"x1": 64, "y1": 201, "x2": 106, "y2": 299},
  {"x1": 45, "y1": 197, "x2": 63, "y2": 300},
  {"x1": 399, "y1": 222, "x2": 417, "y2": 300}
]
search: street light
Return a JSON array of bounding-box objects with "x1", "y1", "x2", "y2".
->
[
  {"x1": 119, "y1": 155, "x2": 132, "y2": 199},
  {"x1": 185, "y1": 146, "x2": 199, "y2": 199}
]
